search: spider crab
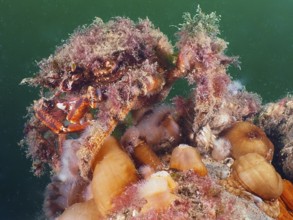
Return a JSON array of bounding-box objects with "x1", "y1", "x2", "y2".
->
[
  {"x1": 21, "y1": 17, "x2": 185, "y2": 179},
  {"x1": 21, "y1": 8, "x2": 239, "y2": 177},
  {"x1": 22, "y1": 7, "x2": 288, "y2": 219}
]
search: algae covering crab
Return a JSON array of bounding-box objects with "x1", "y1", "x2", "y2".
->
[{"x1": 20, "y1": 6, "x2": 293, "y2": 220}]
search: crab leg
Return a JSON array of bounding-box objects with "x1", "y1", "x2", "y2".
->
[
  {"x1": 77, "y1": 101, "x2": 135, "y2": 180},
  {"x1": 34, "y1": 107, "x2": 66, "y2": 134},
  {"x1": 65, "y1": 122, "x2": 91, "y2": 133},
  {"x1": 66, "y1": 97, "x2": 90, "y2": 123},
  {"x1": 76, "y1": 73, "x2": 166, "y2": 179}
]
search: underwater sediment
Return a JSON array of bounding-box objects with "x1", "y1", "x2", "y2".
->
[{"x1": 20, "y1": 6, "x2": 293, "y2": 220}]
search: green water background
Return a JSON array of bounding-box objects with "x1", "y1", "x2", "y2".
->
[{"x1": 0, "y1": 0, "x2": 293, "y2": 219}]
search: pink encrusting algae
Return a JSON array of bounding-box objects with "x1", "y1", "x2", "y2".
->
[{"x1": 20, "y1": 6, "x2": 293, "y2": 220}]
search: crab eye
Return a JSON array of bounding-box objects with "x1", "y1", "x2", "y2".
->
[{"x1": 43, "y1": 99, "x2": 55, "y2": 110}]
